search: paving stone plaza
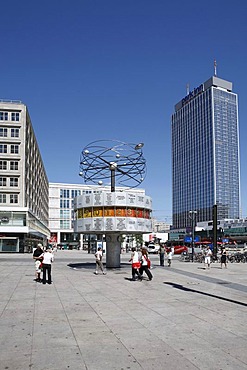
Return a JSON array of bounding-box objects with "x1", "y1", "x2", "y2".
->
[{"x1": 0, "y1": 250, "x2": 247, "y2": 370}]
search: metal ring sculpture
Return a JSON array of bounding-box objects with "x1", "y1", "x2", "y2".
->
[{"x1": 79, "y1": 140, "x2": 146, "y2": 189}]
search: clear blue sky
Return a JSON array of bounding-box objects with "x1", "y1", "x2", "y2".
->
[{"x1": 1, "y1": 0, "x2": 247, "y2": 221}]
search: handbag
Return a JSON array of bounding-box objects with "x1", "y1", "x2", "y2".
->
[
  {"x1": 132, "y1": 261, "x2": 141, "y2": 269},
  {"x1": 143, "y1": 255, "x2": 151, "y2": 269}
]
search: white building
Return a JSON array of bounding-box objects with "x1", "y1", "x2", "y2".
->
[
  {"x1": 152, "y1": 219, "x2": 171, "y2": 232},
  {"x1": 0, "y1": 100, "x2": 49, "y2": 252},
  {"x1": 49, "y1": 182, "x2": 83, "y2": 248}
]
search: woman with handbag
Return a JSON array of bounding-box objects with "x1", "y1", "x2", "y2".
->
[
  {"x1": 129, "y1": 247, "x2": 142, "y2": 281},
  {"x1": 140, "y1": 248, "x2": 153, "y2": 281}
]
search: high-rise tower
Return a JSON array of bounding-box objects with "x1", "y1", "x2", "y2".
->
[{"x1": 171, "y1": 76, "x2": 240, "y2": 228}]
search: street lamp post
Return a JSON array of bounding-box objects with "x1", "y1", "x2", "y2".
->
[{"x1": 189, "y1": 210, "x2": 197, "y2": 262}]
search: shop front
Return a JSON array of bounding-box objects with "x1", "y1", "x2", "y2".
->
[{"x1": 0, "y1": 237, "x2": 19, "y2": 252}]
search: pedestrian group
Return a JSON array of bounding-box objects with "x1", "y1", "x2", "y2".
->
[
  {"x1": 33, "y1": 243, "x2": 54, "y2": 284},
  {"x1": 33, "y1": 241, "x2": 226, "y2": 286},
  {"x1": 129, "y1": 246, "x2": 153, "y2": 281}
]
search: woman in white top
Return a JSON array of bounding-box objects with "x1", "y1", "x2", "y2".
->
[
  {"x1": 140, "y1": 248, "x2": 153, "y2": 280},
  {"x1": 129, "y1": 247, "x2": 142, "y2": 281}
]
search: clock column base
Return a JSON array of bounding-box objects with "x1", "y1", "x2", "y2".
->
[{"x1": 106, "y1": 233, "x2": 121, "y2": 268}]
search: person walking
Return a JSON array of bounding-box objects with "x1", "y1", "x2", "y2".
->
[
  {"x1": 140, "y1": 248, "x2": 153, "y2": 280},
  {"x1": 129, "y1": 247, "x2": 142, "y2": 281},
  {"x1": 220, "y1": 248, "x2": 227, "y2": 268},
  {"x1": 204, "y1": 246, "x2": 212, "y2": 269},
  {"x1": 94, "y1": 247, "x2": 106, "y2": 275},
  {"x1": 158, "y1": 244, "x2": 166, "y2": 266},
  {"x1": 167, "y1": 249, "x2": 173, "y2": 267},
  {"x1": 42, "y1": 248, "x2": 54, "y2": 284},
  {"x1": 33, "y1": 243, "x2": 43, "y2": 282}
]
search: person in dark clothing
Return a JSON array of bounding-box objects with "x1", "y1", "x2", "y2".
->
[
  {"x1": 221, "y1": 248, "x2": 227, "y2": 268},
  {"x1": 33, "y1": 243, "x2": 43, "y2": 282},
  {"x1": 158, "y1": 244, "x2": 166, "y2": 266}
]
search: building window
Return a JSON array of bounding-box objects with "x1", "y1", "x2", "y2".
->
[
  {"x1": 10, "y1": 177, "x2": 18, "y2": 187},
  {"x1": 60, "y1": 220, "x2": 70, "y2": 229},
  {"x1": 10, "y1": 161, "x2": 18, "y2": 170},
  {"x1": 60, "y1": 189, "x2": 70, "y2": 198},
  {"x1": 0, "y1": 161, "x2": 7, "y2": 170},
  {"x1": 0, "y1": 194, "x2": 6, "y2": 203},
  {"x1": 10, "y1": 145, "x2": 19, "y2": 154},
  {"x1": 71, "y1": 189, "x2": 81, "y2": 198},
  {"x1": 60, "y1": 199, "x2": 70, "y2": 208},
  {"x1": 60, "y1": 210, "x2": 70, "y2": 218},
  {"x1": 0, "y1": 144, "x2": 7, "y2": 153},
  {"x1": 11, "y1": 128, "x2": 19, "y2": 138},
  {"x1": 11, "y1": 112, "x2": 20, "y2": 121},
  {"x1": 0, "y1": 177, "x2": 7, "y2": 186},
  {"x1": 0, "y1": 112, "x2": 8, "y2": 121},
  {"x1": 0, "y1": 128, "x2": 7, "y2": 137},
  {"x1": 10, "y1": 194, "x2": 18, "y2": 203}
]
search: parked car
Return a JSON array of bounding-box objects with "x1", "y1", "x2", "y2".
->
[
  {"x1": 147, "y1": 244, "x2": 160, "y2": 254},
  {"x1": 165, "y1": 245, "x2": 188, "y2": 255}
]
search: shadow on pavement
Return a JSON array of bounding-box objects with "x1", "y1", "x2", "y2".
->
[
  {"x1": 164, "y1": 281, "x2": 247, "y2": 307},
  {"x1": 67, "y1": 262, "x2": 131, "y2": 270}
]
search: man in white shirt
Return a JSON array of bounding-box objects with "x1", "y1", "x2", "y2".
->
[
  {"x1": 94, "y1": 247, "x2": 106, "y2": 275},
  {"x1": 42, "y1": 248, "x2": 54, "y2": 284},
  {"x1": 204, "y1": 247, "x2": 212, "y2": 269}
]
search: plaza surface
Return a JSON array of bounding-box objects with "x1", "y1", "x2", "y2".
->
[{"x1": 0, "y1": 250, "x2": 247, "y2": 370}]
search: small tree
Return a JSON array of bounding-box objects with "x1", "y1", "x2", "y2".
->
[{"x1": 133, "y1": 234, "x2": 143, "y2": 248}]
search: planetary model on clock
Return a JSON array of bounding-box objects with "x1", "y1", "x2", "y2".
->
[{"x1": 79, "y1": 140, "x2": 146, "y2": 191}]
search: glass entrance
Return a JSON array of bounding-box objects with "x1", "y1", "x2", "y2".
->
[{"x1": 0, "y1": 238, "x2": 19, "y2": 252}]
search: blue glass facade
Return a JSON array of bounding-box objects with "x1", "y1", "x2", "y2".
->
[{"x1": 172, "y1": 77, "x2": 240, "y2": 228}]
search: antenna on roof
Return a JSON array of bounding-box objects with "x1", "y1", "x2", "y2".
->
[
  {"x1": 214, "y1": 59, "x2": 217, "y2": 76},
  {"x1": 186, "y1": 83, "x2": 190, "y2": 95}
]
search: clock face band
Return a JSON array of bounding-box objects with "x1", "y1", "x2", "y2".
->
[
  {"x1": 77, "y1": 207, "x2": 151, "y2": 219},
  {"x1": 74, "y1": 191, "x2": 152, "y2": 234}
]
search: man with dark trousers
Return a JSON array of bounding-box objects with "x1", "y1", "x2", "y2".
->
[
  {"x1": 158, "y1": 244, "x2": 166, "y2": 266},
  {"x1": 42, "y1": 248, "x2": 54, "y2": 284}
]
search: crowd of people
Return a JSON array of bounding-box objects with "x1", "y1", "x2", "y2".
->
[{"x1": 32, "y1": 241, "x2": 231, "y2": 285}]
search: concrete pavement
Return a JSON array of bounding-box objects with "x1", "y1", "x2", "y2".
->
[{"x1": 0, "y1": 250, "x2": 247, "y2": 370}]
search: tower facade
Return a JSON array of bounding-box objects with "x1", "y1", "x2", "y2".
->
[{"x1": 171, "y1": 76, "x2": 240, "y2": 228}]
